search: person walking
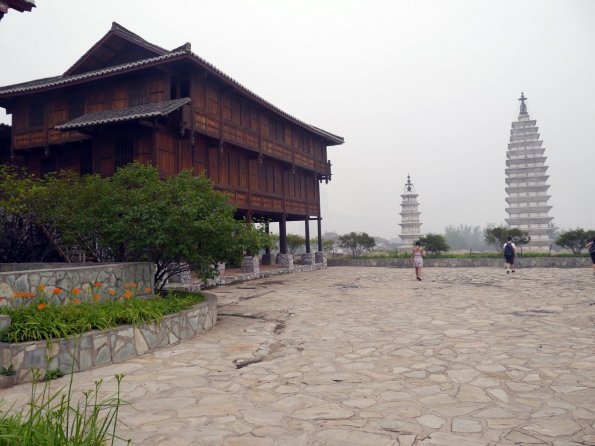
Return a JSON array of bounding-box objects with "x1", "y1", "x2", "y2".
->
[
  {"x1": 412, "y1": 241, "x2": 425, "y2": 281},
  {"x1": 586, "y1": 236, "x2": 595, "y2": 275},
  {"x1": 503, "y1": 235, "x2": 516, "y2": 274}
]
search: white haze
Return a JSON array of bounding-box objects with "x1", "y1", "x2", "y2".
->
[{"x1": 1, "y1": 0, "x2": 594, "y2": 239}]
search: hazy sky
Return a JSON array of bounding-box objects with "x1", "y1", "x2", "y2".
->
[{"x1": 1, "y1": 0, "x2": 594, "y2": 239}]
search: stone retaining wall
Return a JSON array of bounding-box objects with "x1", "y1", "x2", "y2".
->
[
  {"x1": 328, "y1": 257, "x2": 591, "y2": 268},
  {"x1": 0, "y1": 293, "x2": 217, "y2": 384},
  {"x1": 0, "y1": 262, "x2": 154, "y2": 308}
]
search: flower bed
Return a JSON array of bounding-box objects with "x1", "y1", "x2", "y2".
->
[{"x1": 0, "y1": 292, "x2": 217, "y2": 384}]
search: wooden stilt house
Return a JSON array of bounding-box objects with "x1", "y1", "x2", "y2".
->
[{"x1": 0, "y1": 23, "x2": 343, "y2": 255}]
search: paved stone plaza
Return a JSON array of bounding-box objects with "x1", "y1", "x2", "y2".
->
[{"x1": 1, "y1": 267, "x2": 594, "y2": 445}]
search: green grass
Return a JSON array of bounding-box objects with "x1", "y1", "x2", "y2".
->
[
  {"x1": 0, "y1": 291, "x2": 204, "y2": 343},
  {"x1": 334, "y1": 251, "x2": 588, "y2": 260},
  {"x1": 0, "y1": 371, "x2": 129, "y2": 445}
]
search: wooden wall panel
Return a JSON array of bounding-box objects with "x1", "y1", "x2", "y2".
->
[
  {"x1": 206, "y1": 85, "x2": 219, "y2": 116},
  {"x1": 96, "y1": 139, "x2": 114, "y2": 177},
  {"x1": 208, "y1": 147, "x2": 219, "y2": 183},
  {"x1": 148, "y1": 78, "x2": 166, "y2": 103},
  {"x1": 86, "y1": 91, "x2": 109, "y2": 114},
  {"x1": 194, "y1": 80, "x2": 206, "y2": 109},
  {"x1": 111, "y1": 85, "x2": 127, "y2": 109},
  {"x1": 156, "y1": 132, "x2": 175, "y2": 177},
  {"x1": 178, "y1": 140, "x2": 193, "y2": 172},
  {"x1": 135, "y1": 134, "x2": 152, "y2": 164},
  {"x1": 193, "y1": 137, "x2": 208, "y2": 174}
]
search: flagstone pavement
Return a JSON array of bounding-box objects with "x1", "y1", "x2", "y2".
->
[{"x1": 1, "y1": 267, "x2": 594, "y2": 445}]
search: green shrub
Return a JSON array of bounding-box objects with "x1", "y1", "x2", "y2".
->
[
  {"x1": 43, "y1": 369, "x2": 64, "y2": 381},
  {"x1": 0, "y1": 371, "x2": 129, "y2": 445},
  {"x1": 0, "y1": 365, "x2": 15, "y2": 376},
  {"x1": 0, "y1": 292, "x2": 204, "y2": 343}
]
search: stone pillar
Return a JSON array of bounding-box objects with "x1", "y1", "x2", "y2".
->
[
  {"x1": 241, "y1": 256, "x2": 260, "y2": 274},
  {"x1": 276, "y1": 253, "x2": 294, "y2": 269},
  {"x1": 315, "y1": 251, "x2": 327, "y2": 266},
  {"x1": 301, "y1": 252, "x2": 314, "y2": 265}
]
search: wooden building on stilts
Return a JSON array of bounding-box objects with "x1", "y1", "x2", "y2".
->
[{"x1": 0, "y1": 23, "x2": 343, "y2": 262}]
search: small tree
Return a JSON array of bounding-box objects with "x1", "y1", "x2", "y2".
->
[
  {"x1": 321, "y1": 238, "x2": 335, "y2": 254},
  {"x1": 484, "y1": 226, "x2": 529, "y2": 252},
  {"x1": 338, "y1": 231, "x2": 376, "y2": 258},
  {"x1": 418, "y1": 233, "x2": 450, "y2": 255},
  {"x1": 556, "y1": 228, "x2": 595, "y2": 254},
  {"x1": 286, "y1": 233, "x2": 306, "y2": 255}
]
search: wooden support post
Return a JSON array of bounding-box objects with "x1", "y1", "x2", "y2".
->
[
  {"x1": 279, "y1": 214, "x2": 287, "y2": 254},
  {"x1": 317, "y1": 217, "x2": 322, "y2": 252},
  {"x1": 305, "y1": 218, "x2": 311, "y2": 253}
]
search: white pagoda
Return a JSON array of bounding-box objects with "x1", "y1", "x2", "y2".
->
[
  {"x1": 505, "y1": 93, "x2": 555, "y2": 251},
  {"x1": 399, "y1": 175, "x2": 423, "y2": 249}
]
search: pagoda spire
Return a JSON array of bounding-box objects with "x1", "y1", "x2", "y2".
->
[{"x1": 518, "y1": 92, "x2": 528, "y2": 115}]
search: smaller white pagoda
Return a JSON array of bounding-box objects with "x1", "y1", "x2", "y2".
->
[{"x1": 399, "y1": 174, "x2": 423, "y2": 249}]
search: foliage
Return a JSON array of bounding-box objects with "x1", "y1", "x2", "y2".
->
[
  {"x1": 43, "y1": 369, "x2": 64, "y2": 381},
  {"x1": 321, "y1": 238, "x2": 335, "y2": 253},
  {"x1": 0, "y1": 163, "x2": 269, "y2": 293},
  {"x1": 0, "y1": 291, "x2": 204, "y2": 343},
  {"x1": 338, "y1": 232, "x2": 376, "y2": 258},
  {"x1": 418, "y1": 233, "x2": 450, "y2": 255},
  {"x1": 286, "y1": 234, "x2": 305, "y2": 254},
  {"x1": 444, "y1": 224, "x2": 489, "y2": 251},
  {"x1": 0, "y1": 365, "x2": 15, "y2": 376},
  {"x1": 0, "y1": 166, "x2": 66, "y2": 262},
  {"x1": 556, "y1": 228, "x2": 595, "y2": 254},
  {"x1": 0, "y1": 371, "x2": 129, "y2": 445},
  {"x1": 483, "y1": 226, "x2": 530, "y2": 250}
]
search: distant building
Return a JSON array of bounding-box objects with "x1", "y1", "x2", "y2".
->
[
  {"x1": 0, "y1": 0, "x2": 35, "y2": 21},
  {"x1": 505, "y1": 93, "x2": 555, "y2": 251},
  {"x1": 399, "y1": 175, "x2": 423, "y2": 249}
]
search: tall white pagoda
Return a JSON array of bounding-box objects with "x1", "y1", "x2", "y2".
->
[
  {"x1": 505, "y1": 93, "x2": 555, "y2": 251},
  {"x1": 399, "y1": 175, "x2": 423, "y2": 249}
]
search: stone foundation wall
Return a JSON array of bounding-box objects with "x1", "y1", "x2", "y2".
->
[
  {"x1": 328, "y1": 257, "x2": 591, "y2": 268},
  {"x1": 0, "y1": 293, "x2": 217, "y2": 384},
  {"x1": 0, "y1": 263, "x2": 154, "y2": 308}
]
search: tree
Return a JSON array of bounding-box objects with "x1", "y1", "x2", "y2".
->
[
  {"x1": 556, "y1": 228, "x2": 595, "y2": 254},
  {"x1": 286, "y1": 233, "x2": 305, "y2": 254},
  {"x1": 483, "y1": 226, "x2": 530, "y2": 252},
  {"x1": 444, "y1": 224, "x2": 489, "y2": 251},
  {"x1": 338, "y1": 232, "x2": 376, "y2": 258},
  {"x1": 321, "y1": 238, "x2": 335, "y2": 254},
  {"x1": 418, "y1": 233, "x2": 450, "y2": 255},
  {"x1": 0, "y1": 163, "x2": 272, "y2": 293}
]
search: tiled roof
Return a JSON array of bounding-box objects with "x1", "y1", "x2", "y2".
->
[
  {"x1": 0, "y1": 27, "x2": 343, "y2": 144},
  {"x1": 56, "y1": 97, "x2": 191, "y2": 131},
  {"x1": 0, "y1": 51, "x2": 187, "y2": 96}
]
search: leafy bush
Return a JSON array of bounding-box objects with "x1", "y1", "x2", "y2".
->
[
  {"x1": 338, "y1": 232, "x2": 376, "y2": 258},
  {"x1": 418, "y1": 233, "x2": 450, "y2": 254},
  {"x1": 0, "y1": 292, "x2": 204, "y2": 343},
  {"x1": 556, "y1": 228, "x2": 595, "y2": 254},
  {"x1": 0, "y1": 163, "x2": 273, "y2": 292},
  {"x1": 0, "y1": 371, "x2": 129, "y2": 445}
]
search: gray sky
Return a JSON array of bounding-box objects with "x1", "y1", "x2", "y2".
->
[{"x1": 1, "y1": 0, "x2": 594, "y2": 239}]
